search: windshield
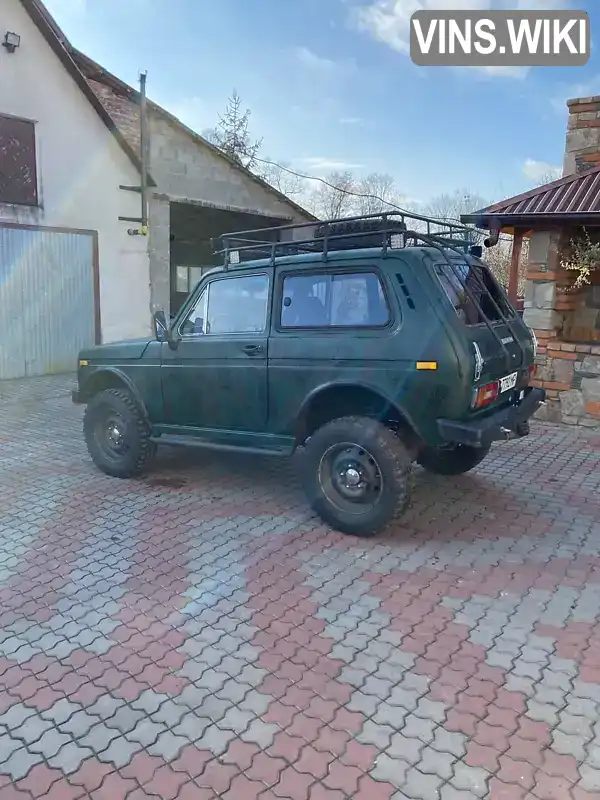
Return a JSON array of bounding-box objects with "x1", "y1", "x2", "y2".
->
[{"x1": 434, "y1": 260, "x2": 514, "y2": 325}]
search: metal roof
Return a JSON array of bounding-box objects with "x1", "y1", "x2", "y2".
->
[{"x1": 461, "y1": 165, "x2": 600, "y2": 229}]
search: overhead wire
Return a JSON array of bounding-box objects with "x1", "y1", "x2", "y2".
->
[{"x1": 251, "y1": 155, "x2": 515, "y2": 243}]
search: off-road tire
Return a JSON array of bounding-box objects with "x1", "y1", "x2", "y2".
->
[
  {"x1": 83, "y1": 388, "x2": 156, "y2": 478},
  {"x1": 418, "y1": 443, "x2": 491, "y2": 476},
  {"x1": 299, "y1": 415, "x2": 413, "y2": 537}
]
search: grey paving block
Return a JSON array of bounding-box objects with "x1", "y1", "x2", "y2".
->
[
  {"x1": 372, "y1": 753, "x2": 411, "y2": 787},
  {"x1": 402, "y1": 766, "x2": 444, "y2": 800},
  {"x1": 431, "y1": 728, "x2": 467, "y2": 759},
  {"x1": 357, "y1": 719, "x2": 395, "y2": 749},
  {"x1": 147, "y1": 730, "x2": 189, "y2": 761},
  {"x1": 579, "y1": 765, "x2": 600, "y2": 792},
  {"x1": 387, "y1": 733, "x2": 425, "y2": 765},
  {"x1": 239, "y1": 719, "x2": 279, "y2": 749},
  {"x1": 372, "y1": 702, "x2": 408, "y2": 730},
  {"x1": 97, "y1": 735, "x2": 142, "y2": 768},
  {"x1": 551, "y1": 729, "x2": 587, "y2": 761},
  {"x1": 124, "y1": 719, "x2": 166, "y2": 748},
  {"x1": 12, "y1": 714, "x2": 53, "y2": 745},
  {"x1": 198, "y1": 724, "x2": 237, "y2": 755},
  {"x1": 0, "y1": 703, "x2": 36, "y2": 731},
  {"x1": 47, "y1": 741, "x2": 93, "y2": 774},
  {"x1": 402, "y1": 714, "x2": 436, "y2": 744},
  {"x1": 418, "y1": 746, "x2": 456, "y2": 780},
  {"x1": 450, "y1": 762, "x2": 489, "y2": 798},
  {"x1": 1, "y1": 746, "x2": 43, "y2": 780},
  {"x1": 28, "y1": 728, "x2": 72, "y2": 758}
]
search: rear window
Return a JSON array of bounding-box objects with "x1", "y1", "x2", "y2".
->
[{"x1": 434, "y1": 261, "x2": 513, "y2": 325}]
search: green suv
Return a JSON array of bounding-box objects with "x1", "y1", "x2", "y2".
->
[{"x1": 72, "y1": 213, "x2": 544, "y2": 537}]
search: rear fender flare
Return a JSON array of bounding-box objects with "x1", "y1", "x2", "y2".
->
[{"x1": 294, "y1": 381, "x2": 421, "y2": 446}]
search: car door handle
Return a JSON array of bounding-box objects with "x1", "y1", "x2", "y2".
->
[{"x1": 242, "y1": 344, "x2": 264, "y2": 356}]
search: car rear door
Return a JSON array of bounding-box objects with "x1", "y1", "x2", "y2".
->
[{"x1": 433, "y1": 257, "x2": 535, "y2": 408}]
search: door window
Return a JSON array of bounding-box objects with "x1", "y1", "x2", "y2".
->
[
  {"x1": 280, "y1": 271, "x2": 389, "y2": 328},
  {"x1": 180, "y1": 274, "x2": 269, "y2": 336}
]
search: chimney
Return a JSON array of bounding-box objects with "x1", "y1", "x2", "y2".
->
[{"x1": 564, "y1": 96, "x2": 600, "y2": 176}]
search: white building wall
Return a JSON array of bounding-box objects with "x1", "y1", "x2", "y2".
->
[{"x1": 0, "y1": 0, "x2": 151, "y2": 343}]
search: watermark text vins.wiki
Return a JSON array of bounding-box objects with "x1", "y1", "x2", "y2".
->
[{"x1": 410, "y1": 10, "x2": 590, "y2": 68}]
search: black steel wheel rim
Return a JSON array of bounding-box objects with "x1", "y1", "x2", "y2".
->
[
  {"x1": 318, "y1": 442, "x2": 384, "y2": 516},
  {"x1": 94, "y1": 409, "x2": 130, "y2": 461}
]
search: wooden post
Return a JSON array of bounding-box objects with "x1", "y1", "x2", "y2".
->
[{"x1": 508, "y1": 229, "x2": 523, "y2": 305}]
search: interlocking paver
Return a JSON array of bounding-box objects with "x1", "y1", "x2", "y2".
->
[{"x1": 3, "y1": 375, "x2": 600, "y2": 798}]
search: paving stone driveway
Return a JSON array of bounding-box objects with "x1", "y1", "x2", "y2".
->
[{"x1": 2, "y1": 375, "x2": 600, "y2": 799}]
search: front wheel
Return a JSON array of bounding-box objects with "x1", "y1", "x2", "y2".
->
[
  {"x1": 299, "y1": 416, "x2": 413, "y2": 537},
  {"x1": 83, "y1": 388, "x2": 156, "y2": 478},
  {"x1": 417, "y1": 443, "x2": 491, "y2": 476}
]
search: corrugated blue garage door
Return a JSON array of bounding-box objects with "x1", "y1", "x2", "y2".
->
[{"x1": 0, "y1": 225, "x2": 96, "y2": 379}]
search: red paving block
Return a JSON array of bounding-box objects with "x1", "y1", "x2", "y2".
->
[
  {"x1": 69, "y1": 759, "x2": 115, "y2": 792},
  {"x1": 322, "y1": 761, "x2": 363, "y2": 795},
  {"x1": 497, "y1": 755, "x2": 537, "y2": 790},
  {"x1": 246, "y1": 752, "x2": 288, "y2": 787},
  {"x1": 142, "y1": 765, "x2": 189, "y2": 800},
  {"x1": 272, "y1": 767, "x2": 314, "y2": 799},
  {"x1": 466, "y1": 742, "x2": 503, "y2": 772},
  {"x1": 17, "y1": 764, "x2": 63, "y2": 797}
]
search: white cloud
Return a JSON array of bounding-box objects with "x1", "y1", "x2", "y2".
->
[
  {"x1": 339, "y1": 116, "x2": 364, "y2": 125},
  {"x1": 522, "y1": 158, "x2": 561, "y2": 183},
  {"x1": 353, "y1": 0, "x2": 572, "y2": 79},
  {"x1": 551, "y1": 76, "x2": 600, "y2": 113},
  {"x1": 298, "y1": 157, "x2": 365, "y2": 173},
  {"x1": 294, "y1": 46, "x2": 356, "y2": 75}
]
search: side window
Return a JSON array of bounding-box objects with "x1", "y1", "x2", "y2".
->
[
  {"x1": 280, "y1": 271, "x2": 389, "y2": 329},
  {"x1": 180, "y1": 274, "x2": 269, "y2": 336}
]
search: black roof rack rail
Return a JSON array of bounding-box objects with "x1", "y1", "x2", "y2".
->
[{"x1": 211, "y1": 210, "x2": 483, "y2": 269}]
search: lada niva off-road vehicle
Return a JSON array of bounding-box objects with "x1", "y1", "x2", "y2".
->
[{"x1": 72, "y1": 212, "x2": 544, "y2": 537}]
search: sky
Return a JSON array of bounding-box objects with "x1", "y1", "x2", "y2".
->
[{"x1": 42, "y1": 0, "x2": 600, "y2": 208}]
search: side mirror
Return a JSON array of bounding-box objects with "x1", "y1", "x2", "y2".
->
[{"x1": 153, "y1": 310, "x2": 169, "y2": 342}]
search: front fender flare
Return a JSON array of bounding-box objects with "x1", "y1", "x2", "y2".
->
[{"x1": 80, "y1": 367, "x2": 150, "y2": 421}]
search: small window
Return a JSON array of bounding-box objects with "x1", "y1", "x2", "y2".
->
[
  {"x1": 180, "y1": 274, "x2": 269, "y2": 336},
  {"x1": 434, "y1": 261, "x2": 512, "y2": 325},
  {"x1": 175, "y1": 266, "x2": 212, "y2": 295},
  {"x1": 0, "y1": 115, "x2": 37, "y2": 206},
  {"x1": 280, "y1": 271, "x2": 390, "y2": 328}
]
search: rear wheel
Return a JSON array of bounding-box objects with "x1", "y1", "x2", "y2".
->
[
  {"x1": 299, "y1": 416, "x2": 413, "y2": 537},
  {"x1": 418, "y1": 443, "x2": 490, "y2": 476},
  {"x1": 83, "y1": 388, "x2": 156, "y2": 478}
]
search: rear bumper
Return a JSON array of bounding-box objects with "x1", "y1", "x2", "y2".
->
[{"x1": 437, "y1": 387, "x2": 546, "y2": 448}]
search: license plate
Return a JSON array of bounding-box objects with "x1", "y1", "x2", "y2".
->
[{"x1": 500, "y1": 371, "x2": 518, "y2": 393}]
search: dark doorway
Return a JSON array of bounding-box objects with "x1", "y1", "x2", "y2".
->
[{"x1": 169, "y1": 203, "x2": 286, "y2": 315}]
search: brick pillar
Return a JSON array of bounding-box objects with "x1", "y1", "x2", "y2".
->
[{"x1": 564, "y1": 95, "x2": 600, "y2": 176}]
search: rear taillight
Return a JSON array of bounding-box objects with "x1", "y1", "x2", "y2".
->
[
  {"x1": 472, "y1": 380, "x2": 499, "y2": 409},
  {"x1": 528, "y1": 365, "x2": 536, "y2": 380}
]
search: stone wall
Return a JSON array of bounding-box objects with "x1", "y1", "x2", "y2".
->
[
  {"x1": 564, "y1": 95, "x2": 600, "y2": 175},
  {"x1": 524, "y1": 229, "x2": 600, "y2": 427}
]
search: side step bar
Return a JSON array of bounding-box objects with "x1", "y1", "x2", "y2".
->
[{"x1": 149, "y1": 434, "x2": 290, "y2": 458}]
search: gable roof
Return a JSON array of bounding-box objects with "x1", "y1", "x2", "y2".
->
[
  {"x1": 21, "y1": 0, "x2": 150, "y2": 183},
  {"x1": 461, "y1": 165, "x2": 600, "y2": 229},
  {"x1": 68, "y1": 49, "x2": 316, "y2": 222}
]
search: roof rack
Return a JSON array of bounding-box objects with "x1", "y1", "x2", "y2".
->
[{"x1": 211, "y1": 211, "x2": 483, "y2": 268}]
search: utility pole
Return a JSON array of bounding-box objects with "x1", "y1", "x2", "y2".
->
[
  {"x1": 139, "y1": 70, "x2": 148, "y2": 235},
  {"x1": 124, "y1": 70, "x2": 149, "y2": 236}
]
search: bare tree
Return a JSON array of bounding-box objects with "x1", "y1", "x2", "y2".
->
[
  {"x1": 354, "y1": 173, "x2": 405, "y2": 215},
  {"x1": 305, "y1": 171, "x2": 357, "y2": 219},
  {"x1": 207, "y1": 90, "x2": 263, "y2": 170},
  {"x1": 255, "y1": 159, "x2": 306, "y2": 198}
]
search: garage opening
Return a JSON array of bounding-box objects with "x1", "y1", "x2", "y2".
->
[{"x1": 169, "y1": 202, "x2": 287, "y2": 315}]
